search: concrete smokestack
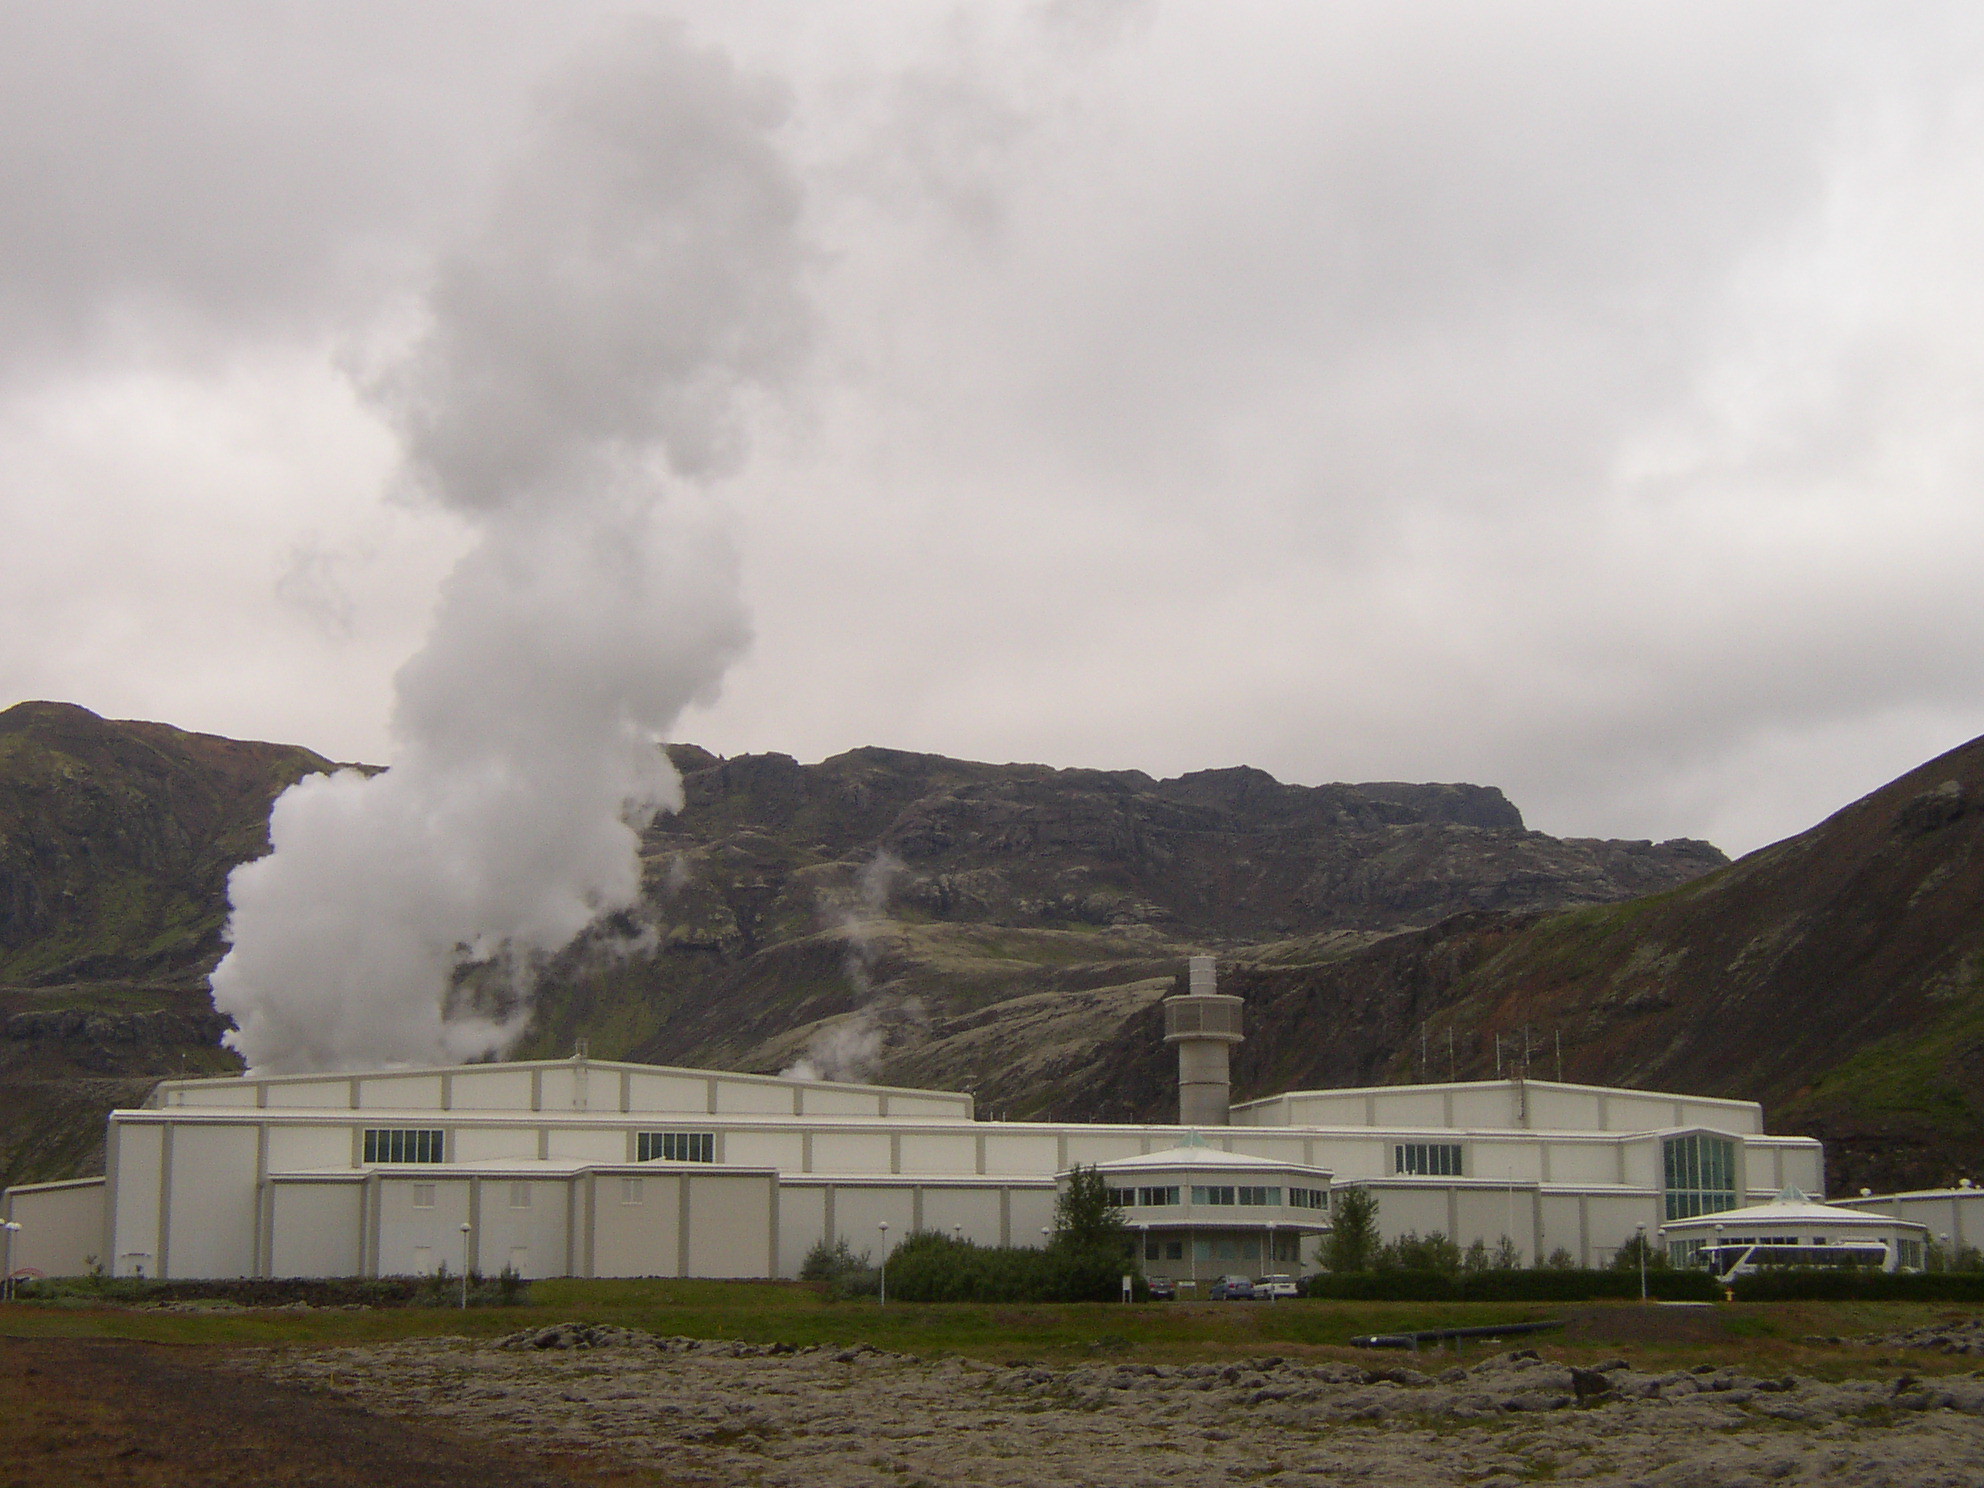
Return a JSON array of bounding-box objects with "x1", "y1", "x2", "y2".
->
[{"x1": 1163, "y1": 954, "x2": 1244, "y2": 1126}]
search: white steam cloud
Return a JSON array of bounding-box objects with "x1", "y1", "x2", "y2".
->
[
  {"x1": 783, "y1": 851, "x2": 906, "y2": 1084},
  {"x1": 211, "y1": 22, "x2": 808, "y2": 1074}
]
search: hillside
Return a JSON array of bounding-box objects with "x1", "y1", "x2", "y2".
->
[
  {"x1": 1075, "y1": 735, "x2": 1984, "y2": 1194},
  {"x1": 0, "y1": 701, "x2": 332, "y2": 1182},
  {"x1": 512, "y1": 744, "x2": 1724, "y2": 1120},
  {"x1": 0, "y1": 702, "x2": 1723, "y2": 1181}
]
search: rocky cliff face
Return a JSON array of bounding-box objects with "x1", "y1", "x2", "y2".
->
[{"x1": 512, "y1": 745, "x2": 1724, "y2": 1121}]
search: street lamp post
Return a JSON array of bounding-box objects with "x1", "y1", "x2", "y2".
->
[
  {"x1": 878, "y1": 1222, "x2": 889, "y2": 1307},
  {"x1": 459, "y1": 1222, "x2": 472, "y2": 1309},
  {"x1": 0, "y1": 1221, "x2": 19, "y2": 1301},
  {"x1": 1636, "y1": 1222, "x2": 1648, "y2": 1301}
]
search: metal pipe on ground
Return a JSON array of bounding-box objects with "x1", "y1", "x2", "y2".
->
[{"x1": 1349, "y1": 1319, "x2": 1564, "y2": 1349}]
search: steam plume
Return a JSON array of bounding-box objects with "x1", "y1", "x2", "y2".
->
[
  {"x1": 784, "y1": 851, "x2": 906, "y2": 1083},
  {"x1": 211, "y1": 23, "x2": 807, "y2": 1073}
]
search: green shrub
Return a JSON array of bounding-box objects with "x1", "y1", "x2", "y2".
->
[
  {"x1": 874, "y1": 1231, "x2": 1140, "y2": 1304},
  {"x1": 1729, "y1": 1270, "x2": 1984, "y2": 1302},
  {"x1": 1300, "y1": 1268, "x2": 1717, "y2": 1301}
]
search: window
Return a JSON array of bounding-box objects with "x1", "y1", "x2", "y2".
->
[
  {"x1": 1138, "y1": 1185, "x2": 1180, "y2": 1207},
  {"x1": 412, "y1": 1184, "x2": 436, "y2": 1209},
  {"x1": 1142, "y1": 1237, "x2": 1184, "y2": 1261},
  {"x1": 1668, "y1": 1238, "x2": 1703, "y2": 1267},
  {"x1": 364, "y1": 1128, "x2": 444, "y2": 1164},
  {"x1": 1105, "y1": 1186, "x2": 1135, "y2": 1207},
  {"x1": 1897, "y1": 1238, "x2": 1924, "y2": 1270},
  {"x1": 621, "y1": 1178, "x2": 644, "y2": 1207},
  {"x1": 1395, "y1": 1143, "x2": 1463, "y2": 1177},
  {"x1": 1236, "y1": 1186, "x2": 1281, "y2": 1206},
  {"x1": 508, "y1": 1182, "x2": 531, "y2": 1210},
  {"x1": 1190, "y1": 1185, "x2": 1235, "y2": 1206},
  {"x1": 1289, "y1": 1187, "x2": 1327, "y2": 1210},
  {"x1": 637, "y1": 1132, "x2": 715, "y2": 1163},
  {"x1": 1662, "y1": 1134, "x2": 1737, "y2": 1220}
]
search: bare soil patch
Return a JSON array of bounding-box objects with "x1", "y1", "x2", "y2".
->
[{"x1": 0, "y1": 1335, "x2": 653, "y2": 1488}]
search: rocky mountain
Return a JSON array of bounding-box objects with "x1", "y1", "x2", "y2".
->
[
  {"x1": 510, "y1": 745, "x2": 1723, "y2": 1118},
  {"x1": 0, "y1": 701, "x2": 1723, "y2": 1183},
  {"x1": 0, "y1": 700, "x2": 331, "y2": 1183}
]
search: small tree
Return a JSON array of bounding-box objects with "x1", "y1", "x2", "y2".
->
[
  {"x1": 1490, "y1": 1235, "x2": 1523, "y2": 1271},
  {"x1": 1610, "y1": 1233, "x2": 1668, "y2": 1271},
  {"x1": 1460, "y1": 1237, "x2": 1493, "y2": 1274},
  {"x1": 799, "y1": 1237, "x2": 872, "y2": 1290},
  {"x1": 1321, "y1": 1187, "x2": 1379, "y2": 1272},
  {"x1": 1540, "y1": 1246, "x2": 1578, "y2": 1271},
  {"x1": 1054, "y1": 1165, "x2": 1130, "y2": 1253},
  {"x1": 1377, "y1": 1230, "x2": 1463, "y2": 1274}
]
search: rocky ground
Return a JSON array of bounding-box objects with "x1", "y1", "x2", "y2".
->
[{"x1": 240, "y1": 1323, "x2": 1984, "y2": 1488}]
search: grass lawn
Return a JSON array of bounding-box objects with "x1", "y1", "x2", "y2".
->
[{"x1": 0, "y1": 1281, "x2": 1979, "y2": 1378}]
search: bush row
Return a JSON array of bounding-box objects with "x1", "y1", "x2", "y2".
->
[
  {"x1": 1728, "y1": 1270, "x2": 1984, "y2": 1302},
  {"x1": 1302, "y1": 1268, "x2": 1720, "y2": 1301},
  {"x1": 804, "y1": 1232, "x2": 1140, "y2": 1303},
  {"x1": 17, "y1": 1271, "x2": 532, "y2": 1308}
]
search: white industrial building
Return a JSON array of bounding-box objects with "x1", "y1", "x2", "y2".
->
[{"x1": 1, "y1": 959, "x2": 1830, "y2": 1285}]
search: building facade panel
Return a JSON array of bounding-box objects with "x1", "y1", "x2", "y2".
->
[
  {"x1": 811, "y1": 1132, "x2": 893, "y2": 1173},
  {"x1": 714, "y1": 1081, "x2": 798, "y2": 1116},
  {"x1": 357, "y1": 1075, "x2": 445, "y2": 1110},
  {"x1": 775, "y1": 1184, "x2": 827, "y2": 1277},
  {"x1": 548, "y1": 1127, "x2": 626, "y2": 1164},
  {"x1": 270, "y1": 1181, "x2": 363, "y2": 1278},
  {"x1": 454, "y1": 1125, "x2": 542, "y2": 1164},
  {"x1": 375, "y1": 1176, "x2": 472, "y2": 1276},
  {"x1": 919, "y1": 1186, "x2": 1005, "y2": 1246},
  {"x1": 684, "y1": 1174, "x2": 774, "y2": 1278},
  {"x1": 476, "y1": 1177, "x2": 571, "y2": 1278},
  {"x1": 725, "y1": 1130, "x2": 807, "y2": 1172},
  {"x1": 108, "y1": 1120, "x2": 163, "y2": 1277},
  {"x1": 830, "y1": 1184, "x2": 917, "y2": 1247},
  {"x1": 450, "y1": 1069, "x2": 535, "y2": 1110},
  {"x1": 795, "y1": 1086, "x2": 881, "y2": 1116},
  {"x1": 898, "y1": 1134, "x2": 978, "y2": 1175},
  {"x1": 626, "y1": 1072, "x2": 710, "y2": 1113},
  {"x1": 1542, "y1": 1140, "x2": 1617, "y2": 1186},
  {"x1": 983, "y1": 1133, "x2": 1058, "y2": 1176},
  {"x1": 268, "y1": 1124, "x2": 357, "y2": 1171},
  {"x1": 2, "y1": 1178, "x2": 104, "y2": 1277},
  {"x1": 593, "y1": 1172, "x2": 680, "y2": 1277},
  {"x1": 165, "y1": 1122, "x2": 260, "y2": 1279}
]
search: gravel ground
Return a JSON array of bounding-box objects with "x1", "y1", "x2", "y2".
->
[{"x1": 241, "y1": 1323, "x2": 1984, "y2": 1488}]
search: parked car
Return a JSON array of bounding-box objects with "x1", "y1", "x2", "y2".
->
[
  {"x1": 1254, "y1": 1274, "x2": 1298, "y2": 1299},
  {"x1": 1144, "y1": 1276, "x2": 1177, "y2": 1300},
  {"x1": 1209, "y1": 1275, "x2": 1256, "y2": 1300}
]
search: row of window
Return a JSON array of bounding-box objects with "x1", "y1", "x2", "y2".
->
[
  {"x1": 1192, "y1": 1185, "x2": 1288, "y2": 1206},
  {"x1": 365, "y1": 1128, "x2": 717, "y2": 1166},
  {"x1": 637, "y1": 1131, "x2": 715, "y2": 1163},
  {"x1": 365, "y1": 1128, "x2": 444, "y2": 1164},
  {"x1": 1395, "y1": 1143, "x2": 1464, "y2": 1176},
  {"x1": 1661, "y1": 1134, "x2": 1736, "y2": 1220}
]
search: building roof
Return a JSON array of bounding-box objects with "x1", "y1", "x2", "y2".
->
[
  {"x1": 1083, "y1": 1136, "x2": 1326, "y2": 1175},
  {"x1": 1660, "y1": 1186, "x2": 1929, "y2": 1235}
]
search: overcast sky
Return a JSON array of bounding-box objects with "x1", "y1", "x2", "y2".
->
[{"x1": 5, "y1": 1, "x2": 1983, "y2": 858}]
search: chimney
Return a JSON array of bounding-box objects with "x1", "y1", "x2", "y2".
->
[{"x1": 1163, "y1": 954, "x2": 1244, "y2": 1125}]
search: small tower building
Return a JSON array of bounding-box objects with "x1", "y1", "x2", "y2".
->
[{"x1": 1163, "y1": 955, "x2": 1244, "y2": 1126}]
